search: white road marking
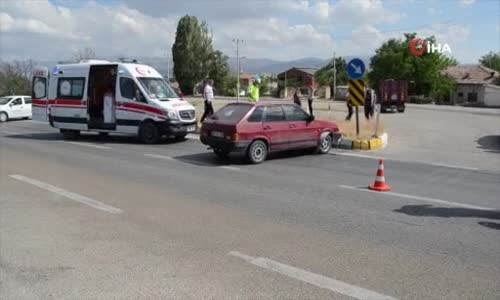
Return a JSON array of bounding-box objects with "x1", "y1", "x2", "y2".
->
[
  {"x1": 63, "y1": 141, "x2": 112, "y2": 150},
  {"x1": 333, "y1": 152, "x2": 383, "y2": 160},
  {"x1": 339, "y1": 185, "x2": 496, "y2": 211},
  {"x1": 9, "y1": 175, "x2": 123, "y2": 214},
  {"x1": 229, "y1": 251, "x2": 398, "y2": 300},
  {"x1": 332, "y1": 152, "x2": 479, "y2": 171},
  {"x1": 144, "y1": 153, "x2": 174, "y2": 160},
  {"x1": 219, "y1": 166, "x2": 241, "y2": 171},
  {"x1": 145, "y1": 154, "x2": 240, "y2": 171},
  {"x1": 428, "y1": 162, "x2": 479, "y2": 171},
  {"x1": 1, "y1": 131, "x2": 21, "y2": 135}
]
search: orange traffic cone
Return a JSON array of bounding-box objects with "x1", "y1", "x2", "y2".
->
[{"x1": 369, "y1": 160, "x2": 391, "y2": 192}]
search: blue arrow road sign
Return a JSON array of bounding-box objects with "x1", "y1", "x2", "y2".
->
[{"x1": 347, "y1": 58, "x2": 366, "y2": 80}]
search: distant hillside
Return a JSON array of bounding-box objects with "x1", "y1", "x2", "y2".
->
[{"x1": 37, "y1": 55, "x2": 371, "y2": 77}]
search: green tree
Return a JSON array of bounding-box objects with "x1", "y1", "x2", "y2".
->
[
  {"x1": 207, "y1": 50, "x2": 230, "y2": 94},
  {"x1": 479, "y1": 51, "x2": 500, "y2": 72},
  {"x1": 172, "y1": 15, "x2": 214, "y2": 95},
  {"x1": 315, "y1": 56, "x2": 348, "y2": 98},
  {"x1": 0, "y1": 60, "x2": 35, "y2": 96},
  {"x1": 368, "y1": 33, "x2": 457, "y2": 97},
  {"x1": 172, "y1": 16, "x2": 230, "y2": 95}
]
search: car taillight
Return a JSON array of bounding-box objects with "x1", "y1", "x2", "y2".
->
[{"x1": 226, "y1": 133, "x2": 239, "y2": 141}]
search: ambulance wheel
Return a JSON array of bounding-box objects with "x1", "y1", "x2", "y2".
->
[
  {"x1": 397, "y1": 107, "x2": 405, "y2": 113},
  {"x1": 0, "y1": 112, "x2": 8, "y2": 122},
  {"x1": 139, "y1": 121, "x2": 160, "y2": 144},
  {"x1": 61, "y1": 129, "x2": 80, "y2": 140}
]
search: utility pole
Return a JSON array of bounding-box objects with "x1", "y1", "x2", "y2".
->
[
  {"x1": 233, "y1": 39, "x2": 243, "y2": 102},
  {"x1": 333, "y1": 51, "x2": 336, "y2": 101},
  {"x1": 165, "y1": 51, "x2": 170, "y2": 81}
]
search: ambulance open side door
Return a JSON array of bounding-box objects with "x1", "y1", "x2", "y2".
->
[{"x1": 31, "y1": 67, "x2": 49, "y2": 122}]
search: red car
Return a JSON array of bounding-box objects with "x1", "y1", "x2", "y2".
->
[{"x1": 200, "y1": 101, "x2": 339, "y2": 164}]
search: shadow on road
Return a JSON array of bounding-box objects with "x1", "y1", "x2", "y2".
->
[
  {"x1": 478, "y1": 222, "x2": 500, "y2": 230},
  {"x1": 4, "y1": 132, "x2": 187, "y2": 146},
  {"x1": 174, "y1": 149, "x2": 315, "y2": 167},
  {"x1": 476, "y1": 135, "x2": 500, "y2": 154},
  {"x1": 394, "y1": 205, "x2": 500, "y2": 220},
  {"x1": 174, "y1": 152, "x2": 248, "y2": 167}
]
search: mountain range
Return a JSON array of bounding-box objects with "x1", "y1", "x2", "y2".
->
[{"x1": 39, "y1": 56, "x2": 371, "y2": 76}]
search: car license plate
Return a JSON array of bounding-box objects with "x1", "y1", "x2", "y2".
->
[
  {"x1": 211, "y1": 131, "x2": 224, "y2": 138},
  {"x1": 187, "y1": 125, "x2": 196, "y2": 132}
]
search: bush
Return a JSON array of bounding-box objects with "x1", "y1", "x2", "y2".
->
[{"x1": 408, "y1": 96, "x2": 434, "y2": 104}]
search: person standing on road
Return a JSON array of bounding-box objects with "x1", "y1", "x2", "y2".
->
[
  {"x1": 307, "y1": 86, "x2": 314, "y2": 115},
  {"x1": 248, "y1": 77, "x2": 260, "y2": 102},
  {"x1": 201, "y1": 79, "x2": 215, "y2": 123},
  {"x1": 293, "y1": 90, "x2": 301, "y2": 107},
  {"x1": 364, "y1": 88, "x2": 376, "y2": 120}
]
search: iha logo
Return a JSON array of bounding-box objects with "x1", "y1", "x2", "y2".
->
[{"x1": 410, "y1": 38, "x2": 452, "y2": 56}]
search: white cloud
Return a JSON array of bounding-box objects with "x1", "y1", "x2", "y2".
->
[
  {"x1": 0, "y1": 1, "x2": 177, "y2": 60},
  {"x1": 461, "y1": 0, "x2": 475, "y2": 6},
  {"x1": 214, "y1": 18, "x2": 335, "y2": 60},
  {"x1": 330, "y1": 0, "x2": 403, "y2": 25},
  {"x1": 0, "y1": 0, "x2": 483, "y2": 64}
]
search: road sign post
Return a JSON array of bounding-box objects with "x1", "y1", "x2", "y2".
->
[
  {"x1": 348, "y1": 79, "x2": 365, "y2": 137},
  {"x1": 347, "y1": 58, "x2": 366, "y2": 137}
]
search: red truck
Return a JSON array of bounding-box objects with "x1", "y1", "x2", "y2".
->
[{"x1": 378, "y1": 79, "x2": 407, "y2": 113}]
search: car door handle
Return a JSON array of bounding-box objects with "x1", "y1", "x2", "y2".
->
[
  {"x1": 289, "y1": 124, "x2": 296, "y2": 128},
  {"x1": 264, "y1": 126, "x2": 272, "y2": 130}
]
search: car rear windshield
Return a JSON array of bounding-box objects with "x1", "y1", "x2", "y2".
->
[{"x1": 212, "y1": 104, "x2": 252, "y2": 123}]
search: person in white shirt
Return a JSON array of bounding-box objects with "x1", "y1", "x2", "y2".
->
[{"x1": 201, "y1": 79, "x2": 215, "y2": 123}]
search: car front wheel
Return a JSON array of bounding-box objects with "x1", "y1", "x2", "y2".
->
[
  {"x1": 0, "y1": 112, "x2": 8, "y2": 122},
  {"x1": 247, "y1": 140, "x2": 267, "y2": 164},
  {"x1": 316, "y1": 132, "x2": 333, "y2": 154}
]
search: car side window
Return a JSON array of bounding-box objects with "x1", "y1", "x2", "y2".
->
[
  {"x1": 24, "y1": 97, "x2": 32, "y2": 104},
  {"x1": 12, "y1": 98, "x2": 22, "y2": 106},
  {"x1": 247, "y1": 106, "x2": 264, "y2": 122},
  {"x1": 283, "y1": 105, "x2": 309, "y2": 122},
  {"x1": 120, "y1": 77, "x2": 147, "y2": 103},
  {"x1": 263, "y1": 105, "x2": 286, "y2": 122}
]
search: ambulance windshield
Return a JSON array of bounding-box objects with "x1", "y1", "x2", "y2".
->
[{"x1": 138, "y1": 78, "x2": 178, "y2": 101}]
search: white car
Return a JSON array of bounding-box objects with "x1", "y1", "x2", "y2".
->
[{"x1": 0, "y1": 95, "x2": 32, "y2": 122}]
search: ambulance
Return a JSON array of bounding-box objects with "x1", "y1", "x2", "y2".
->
[{"x1": 31, "y1": 60, "x2": 197, "y2": 143}]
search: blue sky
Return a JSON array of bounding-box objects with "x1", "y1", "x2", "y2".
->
[{"x1": 1, "y1": 0, "x2": 499, "y2": 63}]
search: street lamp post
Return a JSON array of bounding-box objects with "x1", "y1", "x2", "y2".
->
[{"x1": 233, "y1": 39, "x2": 243, "y2": 102}]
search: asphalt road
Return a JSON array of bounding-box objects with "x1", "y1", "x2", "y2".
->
[{"x1": 1, "y1": 118, "x2": 499, "y2": 299}]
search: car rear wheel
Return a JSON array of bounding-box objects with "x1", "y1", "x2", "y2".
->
[
  {"x1": 213, "y1": 148, "x2": 229, "y2": 159},
  {"x1": 247, "y1": 140, "x2": 267, "y2": 164},
  {"x1": 316, "y1": 132, "x2": 333, "y2": 154},
  {"x1": 139, "y1": 122, "x2": 160, "y2": 144},
  {"x1": 0, "y1": 112, "x2": 8, "y2": 122},
  {"x1": 174, "y1": 134, "x2": 187, "y2": 141}
]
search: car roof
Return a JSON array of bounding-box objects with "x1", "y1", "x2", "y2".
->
[
  {"x1": 226, "y1": 100, "x2": 297, "y2": 107},
  {"x1": 2, "y1": 95, "x2": 30, "y2": 98}
]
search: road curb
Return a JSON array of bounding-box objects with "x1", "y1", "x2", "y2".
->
[{"x1": 333, "y1": 132, "x2": 388, "y2": 151}]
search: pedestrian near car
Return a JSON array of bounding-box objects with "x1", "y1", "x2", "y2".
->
[
  {"x1": 293, "y1": 90, "x2": 301, "y2": 107},
  {"x1": 201, "y1": 79, "x2": 215, "y2": 123},
  {"x1": 364, "y1": 88, "x2": 376, "y2": 120},
  {"x1": 248, "y1": 77, "x2": 260, "y2": 102},
  {"x1": 307, "y1": 87, "x2": 314, "y2": 115}
]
